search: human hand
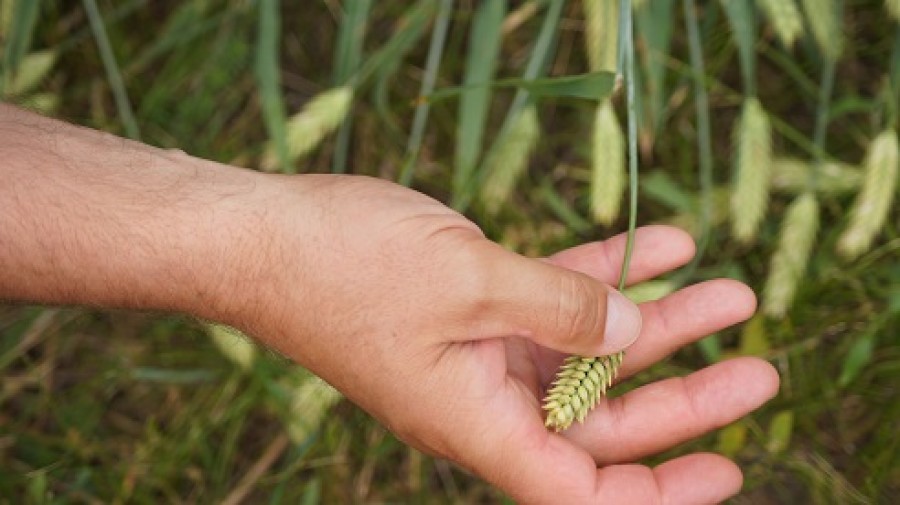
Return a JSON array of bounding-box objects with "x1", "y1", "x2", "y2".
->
[{"x1": 226, "y1": 175, "x2": 778, "y2": 504}]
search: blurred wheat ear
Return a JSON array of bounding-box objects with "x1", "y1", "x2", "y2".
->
[
  {"x1": 731, "y1": 97, "x2": 773, "y2": 244},
  {"x1": 800, "y1": 0, "x2": 842, "y2": 61},
  {"x1": 591, "y1": 100, "x2": 626, "y2": 225},
  {"x1": 763, "y1": 192, "x2": 820, "y2": 318},
  {"x1": 836, "y1": 129, "x2": 899, "y2": 260},
  {"x1": 478, "y1": 105, "x2": 540, "y2": 215},
  {"x1": 888, "y1": 0, "x2": 900, "y2": 21},
  {"x1": 771, "y1": 157, "x2": 862, "y2": 196},
  {"x1": 206, "y1": 324, "x2": 256, "y2": 372},
  {"x1": 757, "y1": 0, "x2": 804, "y2": 48},
  {"x1": 260, "y1": 86, "x2": 353, "y2": 171},
  {"x1": 583, "y1": 0, "x2": 624, "y2": 226},
  {"x1": 285, "y1": 374, "x2": 343, "y2": 444}
]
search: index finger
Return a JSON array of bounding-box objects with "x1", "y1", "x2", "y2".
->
[{"x1": 545, "y1": 225, "x2": 696, "y2": 285}]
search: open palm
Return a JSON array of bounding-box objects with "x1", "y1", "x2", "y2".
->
[{"x1": 443, "y1": 226, "x2": 779, "y2": 504}]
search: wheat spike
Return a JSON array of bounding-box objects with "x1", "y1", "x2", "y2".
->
[
  {"x1": 205, "y1": 324, "x2": 256, "y2": 371},
  {"x1": 582, "y1": 0, "x2": 619, "y2": 73},
  {"x1": 799, "y1": 0, "x2": 842, "y2": 61},
  {"x1": 543, "y1": 353, "x2": 623, "y2": 432},
  {"x1": 757, "y1": 0, "x2": 804, "y2": 48},
  {"x1": 590, "y1": 99, "x2": 626, "y2": 225},
  {"x1": 888, "y1": 0, "x2": 900, "y2": 21},
  {"x1": 771, "y1": 157, "x2": 862, "y2": 196},
  {"x1": 261, "y1": 86, "x2": 352, "y2": 170},
  {"x1": 285, "y1": 373, "x2": 343, "y2": 444},
  {"x1": 837, "y1": 129, "x2": 899, "y2": 260},
  {"x1": 479, "y1": 104, "x2": 540, "y2": 215},
  {"x1": 731, "y1": 98, "x2": 774, "y2": 244},
  {"x1": 763, "y1": 192, "x2": 820, "y2": 318}
]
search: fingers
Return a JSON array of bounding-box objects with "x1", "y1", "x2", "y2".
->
[
  {"x1": 473, "y1": 242, "x2": 642, "y2": 356},
  {"x1": 619, "y1": 279, "x2": 757, "y2": 379},
  {"x1": 564, "y1": 357, "x2": 780, "y2": 465},
  {"x1": 595, "y1": 453, "x2": 743, "y2": 505},
  {"x1": 545, "y1": 225, "x2": 696, "y2": 286},
  {"x1": 467, "y1": 402, "x2": 744, "y2": 504}
]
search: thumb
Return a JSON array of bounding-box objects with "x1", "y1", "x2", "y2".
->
[{"x1": 475, "y1": 243, "x2": 642, "y2": 356}]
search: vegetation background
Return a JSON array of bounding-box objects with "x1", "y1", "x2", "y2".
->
[{"x1": 1, "y1": 0, "x2": 898, "y2": 503}]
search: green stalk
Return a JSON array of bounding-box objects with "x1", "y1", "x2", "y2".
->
[
  {"x1": 255, "y1": 0, "x2": 289, "y2": 173},
  {"x1": 83, "y1": 0, "x2": 140, "y2": 140},
  {"x1": 619, "y1": 0, "x2": 638, "y2": 292},
  {"x1": 542, "y1": 0, "x2": 636, "y2": 433},
  {"x1": 808, "y1": 56, "x2": 836, "y2": 190},
  {"x1": 676, "y1": 0, "x2": 713, "y2": 283},
  {"x1": 398, "y1": 0, "x2": 454, "y2": 186},
  {"x1": 455, "y1": 0, "x2": 563, "y2": 212},
  {"x1": 331, "y1": 0, "x2": 373, "y2": 174}
]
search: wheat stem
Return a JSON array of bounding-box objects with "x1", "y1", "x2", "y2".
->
[
  {"x1": 543, "y1": 0, "x2": 636, "y2": 432},
  {"x1": 398, "y1": 0, "x2": 454, "y2": 186}
]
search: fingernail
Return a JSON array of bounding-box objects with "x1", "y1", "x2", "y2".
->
[{"x1": 598, "y1": 289, "x2": 642, "y2": 355}]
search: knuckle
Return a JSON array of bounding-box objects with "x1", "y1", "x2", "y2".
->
[{"x1": 553, "y1": 273, "x2": 602, "y2": 347}]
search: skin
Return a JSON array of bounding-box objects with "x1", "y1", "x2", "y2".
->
[{"x1": 0, "y1": 103, "x2": 779, "y2": 504}]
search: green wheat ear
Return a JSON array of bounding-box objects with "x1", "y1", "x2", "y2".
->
[{"x1": 542, "y1": 352, "x2": 623, "y2": 432}]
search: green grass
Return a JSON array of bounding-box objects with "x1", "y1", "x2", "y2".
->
[{"x1": 1, "y1": 0, "x2": 898, "y2": 502}]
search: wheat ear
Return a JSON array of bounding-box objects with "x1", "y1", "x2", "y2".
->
[
  {"x1": 544, "y1": 0, "x2": 638, "y2": 433},
  {"x1": 584, "y1": 0, "x2": 625, "y2": 225},
  {"x1": 757, "y1": 0, "x2": 804, "y2": 48},
  {"x1": 479, "y1": 104, "x2": 540, "y2": 215},
  {"x1": 836, "y1": 129, "x2": 899, "y2": 259},
  {"x1": 543, "y1": 353, "x2": 623, "y2": 431},
  {"x1": 206, "y1": 324, "x2": 256, "y2": 372},
  {"x1": 590, "y1": 99, "x2": 626, "y2": 225},
  {"x1": 799, "y1": 0, "x2": 842, "y2": 61},
  {"x1": 771, "y1": 157, "x2": 862, "y2": 196},
  {"x1": 261, "y1": 86, "x2": 352, "y2": 171},
  {"x1": 887, "y1": 0, "x2": 900, "y2": 21},
  {"x1": 731, "y1": 97, "x2": 774, "y2": 244},
  {"x1": 285, "y1": 374, "x2": 343, "y2": 444},
  {"x1": 582, "y1": 0, "x2": 619, "y2": 73},
  {"x1": 763, "y1": 192, "x2": 820, "y2": 318}
]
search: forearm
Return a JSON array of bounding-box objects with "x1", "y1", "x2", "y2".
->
[{"x1": 0, "y1": 103, "x2": 267, "y2": 323}]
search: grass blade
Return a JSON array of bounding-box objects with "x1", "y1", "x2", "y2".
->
[
  {"x1": 331, "y1": 0, "x2": 373, "y2": 174},
  {"x1": 458, "y1": 0, "x2": 564, "y2": 212},
  {"x1": 372, "y1": 1, "x2": 438, "y2": 141},
  {"x1": 453, "y1": 0, "x2": 506, "y2": 197},
  {"x1": 398, "y1": 0, "x2": 454, "y2": 186},
  {"x1": 429, "y1": 71, "x2": 617, "y2": 103},
  {"x1": 677, "y1": 0, "x2": 714, "y2": 281},
  {"x1": 332, "y1": 0, "x2": 373, "y2": 87},
  {"x1": 1, "y1": 0, "x2": 40, "y2": 95},
  {"x1": 719, "y1": 0, "x2": 757, "y2": 95},
  {"x1": 83, "y1": 0, "x2": 141, "y2": 140},
  {"x1": 255, "y1": 0, "x2": 290, "y2": 173},
  {"x1": 634, "y1": 0, "x2": 675, "y2": 137}
]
